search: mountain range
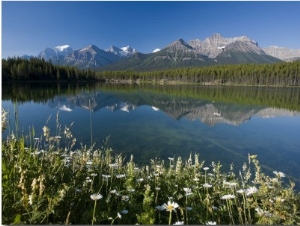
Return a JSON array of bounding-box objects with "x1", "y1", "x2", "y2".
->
[{"x1": 22, "y1": 33, "x2": 300, "y2": 71}]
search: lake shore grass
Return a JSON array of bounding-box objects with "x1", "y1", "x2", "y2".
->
[{"x1": 2, "y1": 108, "x2": 300, "y2": 225}]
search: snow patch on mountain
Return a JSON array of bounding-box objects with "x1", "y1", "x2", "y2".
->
[
  {"x1": 55, "y1": 45, "x2": 71, "y2": 52},
  {"x1": 121, "y1": 46, "x2": 137, "y2": 55},
  {"x1": 106, "y1": 45, "x2": 137, "y2": 58},
  {"x1": 153, "y1": 48, "x2": 161, "y2": 53}
]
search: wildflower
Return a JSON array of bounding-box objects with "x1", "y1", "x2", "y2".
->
[
  {"x1": 121, "y1": 195, "x2": 129, "y2": 201},
  {"x1": 121, "y1": 209, "x2": 128, "y2": 214},
  {"x1": 273, "y1": 171, "x2": 285, "y2": 178},
  {"x1": 116, "y1": 174, "x2": 126, "y2": 178},
  {"x1": 242, "y1": 163, "x2": 247, "y2": 171},
  {"x1": 91, "y1": 173, "x2": 97, "y2": 177},
  {"x1": 245, "y1": 186, "x2": 258, "y2": 196},
  {"x1": 109, "y1": 163, "x2": 118, "y2": 169},
  {"x1": 221, "y1": 194, "x2": 235, "y2": 200},
  {"x1": 206, "y1": 221, "x2": 217, "y2": 225},
  {"x1": 203, "y1": 183, "x2": 213, "y2": 188},
  {"x1": 136, "y1": 178, "x2": 144, "y2": 182},
  {"x1": 236, "y1": 189, "x2": 245, "y2": 194},
  {"x1": 255, "y1": 207, "x2": 272, "y2": 217},
  {"x1": 275, "y1": 197, "x2": 285, "y2": 203},
  {"x1": 86, "y1": 177, "x2": 92, "y2": 183},
  {"x1": 271, "y1": 178, "x2": 278, "y2": 183},
  {"x1": 193, "y1": 177, "x2": 200, "y2": 182},
  {"x1": 28, "y1": 194, "x2": 33, "y2": 205},
  {"x1": 128, "y1": 188, "x2": 135, "y2": 193},
  {"x1": 90, "y1": 193, "x2": 103, "y2": 201},
  {"x1": 183, "y1": 187, "x2": 192, "y2": 196},
  {"x1": 223, "y1": 181, "x2": 237, "y2": 187},
  {"x1": 86, "y1": 161, "x2": 92, "y2": 165},
  {"x1": 117, "y1": 212, "x2": 121, "y2": 219},
  {"x1": 168, "y1": 157, "x2": 174, "y2": 161},
  {"x1": 55, "y1": 136, "x2": 61, "y2": 139},
  {"x1": 173, "y1": 221, "x2": 184, "y2": 225},
  {"x1": 155, "y1": 187, "x2": 161, "y2": 190},
  {"x1": 162, "y1": 201, "x2": 179, "y2": 212},
  {"x1": 203, "y1": 167, "x2": 209, "y2": 171}
]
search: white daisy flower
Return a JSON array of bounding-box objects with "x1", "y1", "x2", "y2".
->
[
  {"x1": 116, "y1": 174, "x2": 126, "y2": 178},
  {"x1": 90, "y1": 193, "x2": 103, "y2": 201},
  {"x1": 117, "y1": 212, "x2": 121, "y2": 219},
  {"x1": 136, "y1": 178, "x2": 144, "y2": 182},
  {"x1": 203, "y1": 183, "x2": 213, "y2": 188},
  {"x1": 221, "y1": 194, "x2": 235, "y2": 200},
  {"x1": 183, "y1": 188, "x2": 193, "y2": 196},
  {"x1": 245, "y1": 186, "x2": 258, "y2": 196},
  {"x1": 236, "y1": 189, "x2": 245, "y2": 194},
  {"x1": 173, "y1": 221, "x2": 184, "y2": 225},
  {"x1": 273, "y1": 171, "x2": 285, "y2": 178},
  {"x1": 162, "y1": 201, "x2": 179, "y2": 212}
]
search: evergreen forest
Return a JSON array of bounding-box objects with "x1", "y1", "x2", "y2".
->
[{"x1": 2, "y1": 57, "x2": 300, "y2": 86}]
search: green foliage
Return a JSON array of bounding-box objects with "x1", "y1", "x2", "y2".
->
[
  {"x1": 2, "y1": 112, "x2": 300, "y2": 224},
  {"x1": 3, "y1": 57, "x2": 300, "y2": 86},
  {"x1": 98, "y1": 61, "x2": 300, "y2": 86},
  {"x1": 2, "y1": 57, "x2": 98, "y2": 82}
]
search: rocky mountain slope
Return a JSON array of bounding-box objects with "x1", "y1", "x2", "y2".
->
[
  {"x1": 101, "y1": 34, "x2": 282, "y2": 71},
  {"x1": 20, "y1": 33, "x2": 300, "y2": 70},
  {"x1": 263, "y1": 46, "x2": 300, "y2": 62}
]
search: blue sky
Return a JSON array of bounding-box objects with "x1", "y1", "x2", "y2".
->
[{"x1": 2, "y1": 1, "x2": 300, "y2": 58}]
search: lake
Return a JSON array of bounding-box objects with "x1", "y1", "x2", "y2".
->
[{"x1": 2, "y1": 82, "x2": 300, "y2": 188}]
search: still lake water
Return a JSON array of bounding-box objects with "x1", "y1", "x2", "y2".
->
[{"x1": 2, "y1": 83, "x2": 300, "y2": 187}]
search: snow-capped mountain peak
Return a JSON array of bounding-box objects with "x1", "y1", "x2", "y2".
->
[
  {"x1": 153, "y1": 48, "x2": 161, "y2": 53},
  {"x1": 106, "y1": 45, "x2": 137, "y2": 58},
  {"x1": 55, "y1": 45, "x2": 71, "y2": 52},
  {"x1": 121, "y1": 46, "x2": 137, "y2": 55}
]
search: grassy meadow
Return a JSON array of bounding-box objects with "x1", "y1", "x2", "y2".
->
[{"x1": 2, "y1": 108, "x2": 300, "y2": 225}]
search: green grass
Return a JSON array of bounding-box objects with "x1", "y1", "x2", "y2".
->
[{"x1": 2, "y1": 108, "x2": 300, "y2": 225}]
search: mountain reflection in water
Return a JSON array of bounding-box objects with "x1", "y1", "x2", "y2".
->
[{"x1": 2, "y1": 83, "x2": 300, "y2": 188}]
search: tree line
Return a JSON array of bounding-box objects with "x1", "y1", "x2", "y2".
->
[
  {"x1": 99, "y1": 61, "x2": 300, "y2": 86},
  {"x1": 2, "y1": 57, "x2": 300, "y2": 86},
  {"x1": 2, "y1": 57, "x2": 98, "y2": 82}
]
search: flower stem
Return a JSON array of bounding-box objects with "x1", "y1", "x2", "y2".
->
[{"x1": 92, "y1": 200, "x2": 97, "y2": 225}]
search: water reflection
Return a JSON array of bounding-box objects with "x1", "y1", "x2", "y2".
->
[
  {"x1": 2, "y1": 83, "x2": 300, "y2": 188},
  {"x1": 44, "y1": 87, "x2": 300, "y2": 127}
]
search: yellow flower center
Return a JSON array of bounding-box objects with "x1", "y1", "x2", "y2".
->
[{"x1": 167, "y1": 205, "x2": 174, "y2": 211}]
